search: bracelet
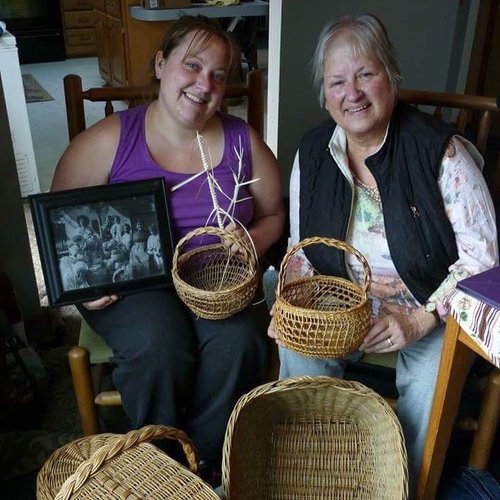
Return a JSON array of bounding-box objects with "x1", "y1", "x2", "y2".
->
[
  {"x1": 413, "y1": 308, "x2": 439, "y2": 334},
  {"x1": 413, "y1": 312, "x2": 425, "y2": 333}
]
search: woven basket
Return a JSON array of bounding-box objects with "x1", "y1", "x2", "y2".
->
[
  {"x1": 274, "y1": 237, "x2": 371, "y2": 358},
  {"x1": 36, "y1": 425, "x2": 219, "y2": 500},
  {"x1": 172, "y1": 226, "x2": 258, "y2": 320},
  {"x1": 222, "y1": 376, "x2": 408, "y2": 499}
]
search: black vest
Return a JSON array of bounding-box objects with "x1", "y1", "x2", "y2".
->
[{"x1": 298, "y1": 102, "x2": 459, "y2": 304}]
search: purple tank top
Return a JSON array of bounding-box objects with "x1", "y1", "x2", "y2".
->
[{"x1": 109, "y1": 104, "x2": 254, "y2": 249}]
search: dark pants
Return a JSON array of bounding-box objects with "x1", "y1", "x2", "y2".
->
[{"x1": 78, "y1": 288, "x2": 268, "y2": 463}]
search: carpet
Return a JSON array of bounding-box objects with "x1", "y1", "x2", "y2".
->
[{"x1": 22, "y1": 74, "x2": 54, "y2": 104}]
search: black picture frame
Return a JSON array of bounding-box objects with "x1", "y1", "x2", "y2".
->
[{"x1": 29, "y1": 178, "x2": 173, "y2": 307}]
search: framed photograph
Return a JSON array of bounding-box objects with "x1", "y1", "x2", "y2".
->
[{"x1": 29, "y1": 178, "x2": 173, "y2": 307}]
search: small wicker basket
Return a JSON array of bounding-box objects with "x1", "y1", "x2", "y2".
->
[
  {"x1": 36, "y1": 425, "x2": 219, "y2": 500},
  {"x1": 172, "y1": 226, "x2": 258, "y2": 320},
  {"x1": 274, "y1": 237, "x2": 372, "y2": 358},
  {"x1": 222, "y1": 376, "x2": 408, "y2": 499}
]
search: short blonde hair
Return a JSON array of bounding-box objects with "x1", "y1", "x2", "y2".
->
[{"x1": 312, "y1": 14, "x2": 402, "y2": 106}]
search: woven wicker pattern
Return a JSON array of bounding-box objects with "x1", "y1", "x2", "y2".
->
[
  {"x1": 274, "y1": 237, "x2": 372, "y2": 358},
  {"x1": 172, "y1": 226, "x2": 258, "y2": 319},
  {"x1": 36, "y1": 425, "x2": 219, "y2": 500},
  {"x1": 222, "y1": 376, "x2": 408, "y2": 499}
]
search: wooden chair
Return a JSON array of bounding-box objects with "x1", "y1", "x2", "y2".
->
[
  {"x1": 362, "y1": 89, "x2": 500, "y2": 490},
  {"x1": 64, "y1": 69, "x2": 264, "y2": 141},
  {"x1": 64, "y1": 70, "x2": 266, "y2": 436},
  {"x1": 398, "y1": 89, "x2": 500, "y2": 202}
]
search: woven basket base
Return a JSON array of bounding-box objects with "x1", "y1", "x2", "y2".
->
[
  {"x1": 225, "y1": 380, "x2": 407, "y2": 499},
  {"x1": 275, "y1": 275, "x2": 370, "y2": 358}
]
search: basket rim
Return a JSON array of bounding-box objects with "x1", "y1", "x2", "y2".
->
[
  {"x1": 221, "y1": 376, "x2": 408, "y2": 499},
  {"x1": 173, "y1": 226, "x2": 257, "y2": 267},
  {"x1": 275, "y1": 295, "x2": 369, "y2": 318},
  {"x1": 172, "y1": 263, "x2": 258, "y2": 298},
  {"x1": 40, "y1": 425, "x2": 202, "y2": 500}
]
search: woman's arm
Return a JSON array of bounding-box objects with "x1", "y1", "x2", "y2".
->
[
  {"x1": 427, "y1": 135, "x2": 498, "y2": 316},
  {"x1": 287, "y1": 152, "x2": 314, "y2": 280},
  {"x1": 362, "y1": 136, "x2": 498, "y2": 353},
  {"x1": 51, "y1": 114, "x2": 121, "y2": 310},
  {"x1": 51, "y1": 114, "x2": 121, "y2": 191},
  {"x1": 268, "y1": 151, "x2": 313, "y2": 344},
  {"x1": 241, "y1": 126, "x2": 285, "y2": 257}
]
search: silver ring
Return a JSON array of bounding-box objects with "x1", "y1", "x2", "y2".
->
[{"x1": 387, "y1": 338, "x2": 393, "y2": 347}]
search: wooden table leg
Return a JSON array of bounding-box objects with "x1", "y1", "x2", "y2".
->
[
  {"x1": 468, "y1": 369, "x2": 500, "y2": 469},
  {"x1": 416, "y1": 315, "x2": 475, "y2": 499}
]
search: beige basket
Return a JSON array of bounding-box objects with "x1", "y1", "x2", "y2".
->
[
  {"x1": 172, "y1": 226, "x2": 258, "y2": 320},
  {"x1": 274, "y1": 237, "x2": 371, "y2": 358},
  {"x1": 36, "y1": 425, "x2": 219, "y2": 500},
  {"x1": 222, "y1": 376, "x2": 408, "y2": 499}
]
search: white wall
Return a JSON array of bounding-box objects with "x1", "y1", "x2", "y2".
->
[{"x1": 268, "y1": 0, "x2": 479, "y2": 191}]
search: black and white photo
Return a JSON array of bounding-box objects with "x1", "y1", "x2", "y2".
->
[{"x1": 30, "y1": 179, "x2": 173, "y2": 306}]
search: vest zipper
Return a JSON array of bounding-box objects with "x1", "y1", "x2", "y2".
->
[{"x1": 410, "y1": 205, "x2": 431, "y2": 259}]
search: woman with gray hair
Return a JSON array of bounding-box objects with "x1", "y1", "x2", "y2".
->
[{"x1": 268, "y1": 13, "x2": 498, "y2": 495}]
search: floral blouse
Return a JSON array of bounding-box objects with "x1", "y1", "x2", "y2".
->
[{"x1": 288, "y1": 127, "x2": 498, "y2": 321}]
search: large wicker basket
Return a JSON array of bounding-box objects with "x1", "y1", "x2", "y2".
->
[
  {"x1": 274, "y1": 237, "x2": 371, "y2": 358},
  {"x1": 36, "y1": 425, "x2": 219, "y2": 500},
  {"x1": 172, "y1": 226, "x2": 258, "y2": 320},
  {"x1": 222, "y1": 376, "x2": 408, "y2": 499}
]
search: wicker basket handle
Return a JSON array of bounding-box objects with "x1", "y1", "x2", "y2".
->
[
  {"x1": 55, "y1": 425, "x2": 199, "y2": 500},
  {"x1": 277, "y1": 237, "x2": 371, "y2": 295},
  {"x1": 173, "y1": 225, "x2": 255, "y2": 264}
]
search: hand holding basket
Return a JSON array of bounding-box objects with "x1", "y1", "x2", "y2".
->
[
  {"x1": 172, "y1": 226, "x2": 258, "y2": 320},
  {"x1": 274, "y1": 237, "x2": 372, "y2": 358}
]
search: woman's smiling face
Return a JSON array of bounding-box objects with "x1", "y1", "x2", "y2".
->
[
  {"x1": 155, "y1": 30, "x2": 230, "y2": 130},
  {"x1": 323, "y1": 37, "x2": 396, "y2": 144}
]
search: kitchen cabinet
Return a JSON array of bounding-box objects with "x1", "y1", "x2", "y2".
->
[
  {"x1": 94, "y1": 0, "x2": 174, "y2": 86},
  {"x1": 61, "y1": 0, "x2": 97, "y2": 57}
]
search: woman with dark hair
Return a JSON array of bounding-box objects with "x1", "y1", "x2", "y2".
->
[
  {"x1": 51, "y1": 15, "x2": 284, "y2": 481},
  {"x1": 268, "y1": 14, "x2": 497, "y2": 495}
]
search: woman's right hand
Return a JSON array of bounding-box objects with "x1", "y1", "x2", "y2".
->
[
  {"x1": 267, "y1": 304, "x2": 283, "y2": 346},
  {"x1": 82, "y1": 295, "x2": 119, "y2": 310}
]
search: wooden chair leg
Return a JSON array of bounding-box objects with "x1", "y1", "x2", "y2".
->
[
  {"x1": 68, "y1": 346, "x2": 100, "y2": 436},
  {"x1": 417, "y1": 316, "x2": 475, "y2": 499},
  {"x1": 468, "y1": 369, "x2": 500, "y2": 469}
]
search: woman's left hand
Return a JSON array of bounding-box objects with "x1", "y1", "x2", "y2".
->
[
  {"x1": 359, "y1": 307, "x2": 440, "y2": 353},
  {"x1": 223, "y1": 221, "x2": 251, "y2": 254}
]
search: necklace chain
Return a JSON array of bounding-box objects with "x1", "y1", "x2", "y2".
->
[{"x1": 353, "y1": 176, "x2": 381, "y2": 204}]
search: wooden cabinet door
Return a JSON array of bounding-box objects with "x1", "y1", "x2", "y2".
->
[
  {"x1": 108, "y1": 17, "x2": 127, "y2": 86},
  {"x1": 94, "y1": 0, "x2": 106, "y2": 13},
  {"x1": 95, "y1": 14, "x2": 111, "y2": 85}
]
